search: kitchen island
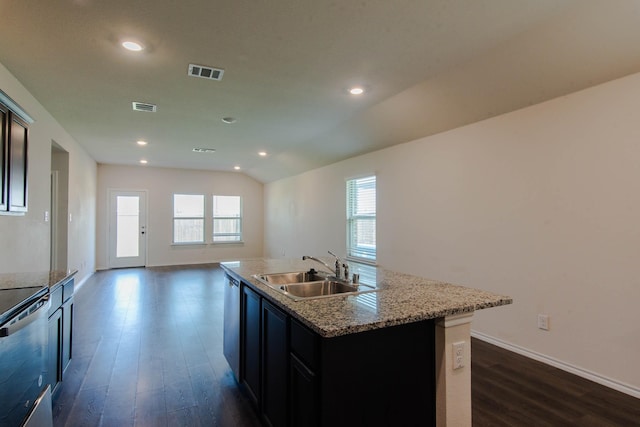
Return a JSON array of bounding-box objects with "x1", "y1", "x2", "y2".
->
[{"x1": 221, "y1": 258, "x2": 511, "y2": 427}]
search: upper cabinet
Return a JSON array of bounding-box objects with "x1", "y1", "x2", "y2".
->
[
  {"x1": 0, "y1": 104, "x2": 8, "y2": 211},
  {"x1": 1, "y1": 90, "x2": 32, "y2": 214}
]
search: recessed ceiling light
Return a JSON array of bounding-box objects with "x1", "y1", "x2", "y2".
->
[
  {"x1": 139, "y1": 159, "x2": 148, "y2": 164},
  {"x1": 258, "y1": 151, "x2": 267, "y2": 157},
  {"x1": 122, "y1": 41, "x2": 144, "y2": 52},
  {"x1": 137, "y1": 140, "x2": 148, "y2": 146},
  {"x1": 234, "y1": 165, "x2": 241, "y2": 170},
  {"x1": 349, "y1": 87, "x2": 365, "y2": 95},
  {"x1": 222, "y1": 117, "x2": 237, "y2": 124}
]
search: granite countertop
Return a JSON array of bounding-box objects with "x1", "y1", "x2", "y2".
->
[
  {"x1": 221, "y1": 258, "x2": 512, "y2": 338},
  {"x1": 0, "y1": 269, "x2": 78, "y2": 291}
]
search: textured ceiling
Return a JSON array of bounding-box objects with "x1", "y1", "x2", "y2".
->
[{"x1": 1, "y1": 0, "x2": 640, "y2": 182}]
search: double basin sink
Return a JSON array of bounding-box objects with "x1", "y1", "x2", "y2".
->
[{"x1": 253, "y1": 270, "x2": 374, "y2": 301}]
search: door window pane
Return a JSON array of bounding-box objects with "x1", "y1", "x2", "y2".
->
[{"x1": 116, "y1": 196, "x2": 139, "y2": 257}]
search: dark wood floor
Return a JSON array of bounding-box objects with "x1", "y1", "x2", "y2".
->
[
  {"x1": 472, "y1": 339, "x2": 640, "y2": 426},
  {"x1": 53, "y1": 265, "x2": 640, "y2": 427}
]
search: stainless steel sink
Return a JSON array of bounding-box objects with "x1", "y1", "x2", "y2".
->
[
  {"x1": 256, "y1": 270, "x2": 327, "y2": 285},
  {"x1": 279, "y1": 281, "x2": 358, "y2": 298},
  {"x1": 253, "y1": 270, "x2": 376, "y2": 300}
]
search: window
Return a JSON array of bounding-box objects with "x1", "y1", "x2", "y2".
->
[
  {"x1": 213, "y1": 195, "x2": 242, "y2": 243},
  {"x1": 346, "y1": 175, "x2": 376, "y2": 263},
  {"x1": 173, "y1": 194, "x2": 205, "y2": 243}
]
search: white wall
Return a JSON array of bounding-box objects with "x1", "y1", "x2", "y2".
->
[
  {"x1": 0, "y1": 62, "x2": 96, "y2": 282},
  {"x1": 96, "y1": 164, "x2": 264, "y2": 268},
  {"x1": 264, "y1": 72, "x2": 640, "y2": 395}
]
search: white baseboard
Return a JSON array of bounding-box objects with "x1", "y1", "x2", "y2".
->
[
  {"x1": 471, "y1": 331, "x2": 640, "y2": 399},
  {"x1": 74, "y1": 271, "x2": 95, "y2": 293}
]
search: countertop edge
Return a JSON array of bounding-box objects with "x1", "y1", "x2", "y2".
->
[
  {"x1": 221, "y1": 261, "x2": 512, "y2": 338},
  {"x1": 49, "y1": 269, "x2": 78, "y2": 291},
  {"x1": 0, "y1": 269, "x2": 79, "y2": 291}
]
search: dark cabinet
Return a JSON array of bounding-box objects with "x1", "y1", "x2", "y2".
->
[
  {"x1": 62, "y1": 295, "x2": 73, "y2": 373},
  {"x1": 47, "y1": 278, "x2": 74, "y2": 394},
  {"x1": 231, "y1": 279, "x2": 436, "y2": 427},
  {"x1": 0, "y1": 104, "x2": 7, "y2": 211},
  {"x1": 261, "y1": 300, "x2": 289, "y2": 427},
  {"x1": 47, "y1": 306, "x2": 62, "y2": 391},
  {"x1": 241, "y1": 284, "x2": 261, "y2": 404},
  {"x1": 289, "y1": 318, "x2": 319, "y2": 427},
  {"x1": 0, "y1": 99, "x2": 29, "y2": 214},
  {"x1": 239, "y1": 283, "x2": 290, "y2": 427},
  {"x1": 8, "y1": 115, "x2": 28, "y2": 212},
  {"x1": 318, "y1": 320, "x2": 436, "y2": 426},
  {"x1": 289, "y1": 353, "x2": 318, "y2": 427}
]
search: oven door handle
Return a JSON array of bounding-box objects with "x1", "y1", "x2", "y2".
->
[{"x1": 0, "y1": 297, "x2": 51, "y2": 338}]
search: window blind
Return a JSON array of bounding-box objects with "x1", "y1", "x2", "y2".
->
[
  {"x1": 213, "y1": 195, "x2": 243, "y2": 242},
  {"x1": 173, "y1": 194, "x2": 205, "y2": 243},
  {"x1": 346, "y1": 175, "x2": 376, "y2": 262}
]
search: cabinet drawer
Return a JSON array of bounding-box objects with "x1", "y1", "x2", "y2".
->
[
  {"x1": 62, "y1": 279, "x2": 74, "y2": 302},
  {"x1": 291, "y1": 318, "x2": 319, "y2": 371},
  {"x1": 48, "y1": 286, "x2": 63, "y2": 317}
]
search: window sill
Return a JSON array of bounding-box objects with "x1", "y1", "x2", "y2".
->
[
  {"x1": 0, "y1": 210, "x2": 27, "y2": 216},
  {"x1": 211, "y1": 241, "x2": 244, "y2": 246},
  {"x1": 171, "y1": 241, "x2": 245, "y2": 247},
  {"x1": 171, "y1": 242, "x2": 207, "y2": 246}
]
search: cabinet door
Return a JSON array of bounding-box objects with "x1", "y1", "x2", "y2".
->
[
  {"x1": 62, "y1": 297, "x2": 73, "y2": 373},
  {"x1": 8, "y1": 115, "x2": 28, "y2": 212},
  {"x1": 241, "y1": 285, "x2": 261, "y2": 404},
  {"x1": 290, "y1": 354, "x2": 318, "y2": 427},
  {"x1": 0, "y1": 105, "x2": 7, "y2": 211},
  {"x1": 47, "y1": 308, "x2": 63, "y2": 393},
  {"x1": 262, "y1": 300, "x2": 289, "y2": 427}
]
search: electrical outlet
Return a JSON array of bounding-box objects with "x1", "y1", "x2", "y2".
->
[
  {"x1": 453, "y1": 341, "x2": 465, "y2": 370},
  {"x1": 538, "y1": 314, "x2": 550, "y2": 331}
]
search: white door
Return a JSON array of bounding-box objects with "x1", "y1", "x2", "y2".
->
[{"x1": 109, "y1": 190, "x2": 147, "y2": 268}]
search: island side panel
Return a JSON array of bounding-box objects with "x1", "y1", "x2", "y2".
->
[
  {"x1": 435, "y1": 313, "x2": 474, "y2": 427},
  {"x1": 320, "y1": 319, "x2": 436, "y2": 426}
]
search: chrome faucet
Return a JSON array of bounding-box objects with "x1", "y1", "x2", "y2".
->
[
  {"x1": 302, "y1": 252, "x2": 351, "y2": 281},
  {"x1": 302, "y1": 255, "x2": 335, "y2": 275},
  {"x1": 327, "y1": 251, "x2": 342, "y2": 279}
]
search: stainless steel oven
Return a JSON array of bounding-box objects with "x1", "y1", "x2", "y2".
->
[{"x1": 0, "y1": 286, "x2": 52, "y2": 427}]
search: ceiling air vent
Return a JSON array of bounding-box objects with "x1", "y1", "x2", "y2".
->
[
  {"x1": 193, "y1": 148, "x2": 216, "y2": 153},
  {"x1": 132, "y1": 102, "x2": 157, "y2": 112},
  {"x1": 188, "y1": 64, "x2": 224, "y2": 81}
]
